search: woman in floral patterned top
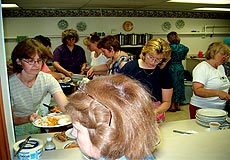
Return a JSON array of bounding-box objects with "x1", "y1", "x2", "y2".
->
[{"x1": 87, "y1": 35, "x2": 130, "y2": 77}]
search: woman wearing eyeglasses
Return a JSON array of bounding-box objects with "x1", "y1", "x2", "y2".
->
[
  {"x1": 9, "y1": 38, "x2": 67, "y2": 136},
  {"x1": 189, "y1": 42, "x2": 230, "y2": 119},
  {"x1": 65, "y1": 74, "x2": 159, "y2": 160},
  {"x1": 120, "y1": 38, "x2": 173, "y2": 122}
]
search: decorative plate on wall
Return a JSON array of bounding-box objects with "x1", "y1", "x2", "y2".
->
[
  {"x1": 76, "y1": 22, "x2": 87, "y2": 32},
  {"x1": 161, "y1": 21, "x2": 171, "y2": 32},
  {"x1": 58, "y1": 19, "x2": 68, "y2": 30},
  {"x1": 175, "y1": 20, "x2": 185, "y2": 29},
  {"x1": 122, "y1": 21, "x2": 134, "y2": 32}
]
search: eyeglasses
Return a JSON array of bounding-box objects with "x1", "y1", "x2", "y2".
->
[
  {"x1": 22, "y1": 59, "x2": 43, "y2": 65},
  {"x1": 220, "y1": 52, "x2": 229, "y2": 58},
  {"x1": 147, "y1": 55, "x2": 163, "y2": 63},
  {"x1": 78, "y1": 83, "x2": 112, "y2": 126}
]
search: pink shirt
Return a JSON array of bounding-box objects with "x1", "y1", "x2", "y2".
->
[{"x1": 41, "y1": 63, "x2": 51, "y2": 73}]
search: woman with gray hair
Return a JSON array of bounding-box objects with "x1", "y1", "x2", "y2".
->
[
  {"x1": 53, "y1": 28, "x2": 87, "y2": 77},
  {"x1": 189, "y1": 42, "x2": 230, "y2": 119}
]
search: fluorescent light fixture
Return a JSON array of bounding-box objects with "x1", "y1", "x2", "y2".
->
[
  {"x1": 167, "y1": 0, "x2": 230, "y2": 4},
  {"x1": 1, "y1": 4, "x2": 19, "y2": 8},
  {"x1": 193, "y1": 8, "x2": 230, "y2": 11}
]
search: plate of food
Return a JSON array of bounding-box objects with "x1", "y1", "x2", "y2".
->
[
  {"x1": 65, "y1": 128, "x2": 76, "y2": 139},
  {"x1": 54, "y1": 131, "x2": 69, "y2": 142},
  {"x1": 63, "y1": 141, "x2": 79, "y2": 149},
  {"x1": 58, "y1": 77, "x2": 71, "y2": 83},
  {"x1": 33, "y1": 113, "x2": 72, "y2": 128}
]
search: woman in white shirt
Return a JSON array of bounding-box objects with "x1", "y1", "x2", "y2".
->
[
  {"x1": 189, "y1": 42, "x2": 230, "y2": 119},
  {"x1": 83, "y1": 32, "x2": 108, "y2": 75}
]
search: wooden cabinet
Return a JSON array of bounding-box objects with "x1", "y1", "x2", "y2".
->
[{"x1": 0, "y1": 82, "x2": 11, "y2": 160}]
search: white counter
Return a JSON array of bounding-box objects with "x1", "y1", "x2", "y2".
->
[
  {"x1": 154, "y1": 119, "x2": 230, "y2": 160},
  {"x1": 16, "y1": 119, "x2": 230, "y2": 160}
]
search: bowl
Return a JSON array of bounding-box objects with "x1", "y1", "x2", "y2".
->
[{"x1": 71, "y1": 74, "x2": 85, "y2": 82}]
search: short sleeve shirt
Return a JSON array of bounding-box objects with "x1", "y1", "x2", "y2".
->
[
  {"x1": 9, "y1": 72, "x2": 62, "y2": 116},
  {"x1": 53, "y1": 44, "x2": 87, "y2": 74},
  {"x1": 120, "y1": 60, "x2": 173, "y2": 101}
]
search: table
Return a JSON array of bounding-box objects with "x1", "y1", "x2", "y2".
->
[
  {"x1": 16, "y1": 119, "x2": 230, "y2": 160},
  {"x1": 16, "y1": 132, "x2": 86, "y2": 160},
  {"x1": 154, "y1": 119, "x2": 230, "y2": 160}
]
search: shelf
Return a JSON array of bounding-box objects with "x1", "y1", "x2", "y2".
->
[{"x1": 121, "y1": 45, "x2": 143, "y2": 48}]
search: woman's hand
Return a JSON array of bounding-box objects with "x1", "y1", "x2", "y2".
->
[
  {"x1": 218, "y1": 90, "x2": 230, "y2": 100},
  {"x1": 29, "y1": 113, "x2": 41, "y2": 122},
  {"x1": 87, "y1": 67, "x2": 95, "y2": 78},
  {"x1": 65, "y1": 71, "x2": 73, "y2": 77}
]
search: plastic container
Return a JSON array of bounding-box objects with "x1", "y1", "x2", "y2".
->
[
  {"x1": 13, "y1": 138, "x2": 43, "y2": 160},
  {"x1": 44, "y1": 137, "x2": 56, "y2": 151}
]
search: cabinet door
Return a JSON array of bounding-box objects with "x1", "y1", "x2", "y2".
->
[{"x1": 0, "y1": 82, "x2": 11, "y2": 160}]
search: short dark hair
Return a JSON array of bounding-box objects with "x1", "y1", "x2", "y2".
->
[{"x1": 34, "y1": 35, "x2": 51, "y2": 47}]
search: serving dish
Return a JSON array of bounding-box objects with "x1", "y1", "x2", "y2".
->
[
  {"x1": 63, "y1": 141, "x2": 79, "y2": 149},
  {"x1": 33, "y1": 113, "x2": 72, "y2": 128}
]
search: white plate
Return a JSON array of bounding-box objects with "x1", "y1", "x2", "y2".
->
[
  {"x1": 65, "y1": 128, "x2": 76, "y2": 139},
  {"x1": 226, "y1": 117, "x2": 230, "y2": 123},
  {"x1": 196, "y1": 108, "x2": 227, "y2": 117},
  {"x1": 33, "y1": 114, "x2": 72, "y2": 128}
]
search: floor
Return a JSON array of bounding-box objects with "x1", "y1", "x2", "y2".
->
[{"x1": 165, "y1": 104, "x2": 190, "y2": 122}]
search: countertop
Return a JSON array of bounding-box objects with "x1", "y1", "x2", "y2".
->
[
  {"x1": 154, "y1": 119, "x2": 230, "y2": 160},
  {"x1": 16, "y1": 119, "x2": 230, "y2": 160}
]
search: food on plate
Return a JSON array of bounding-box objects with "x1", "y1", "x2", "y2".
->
[
  {"x1": 50, "y1": 106, "x2": 62, "y2": 113},
  {"x1": 64, "y1": 141, "x2": 79, "y2": 149},
  {"x1": 33, "y1": 114, "x2": 71, "y2": 127},
  {"x1": 54, "y1": 131, "x2": 69, "y2": 142},
  {"x1": 58, "y1": 77, "x2": 71, "y2": 83}
]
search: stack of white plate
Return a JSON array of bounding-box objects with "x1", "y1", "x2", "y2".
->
[{"x1": 195, "y1": 108, "x2": 227, "y2": 127}]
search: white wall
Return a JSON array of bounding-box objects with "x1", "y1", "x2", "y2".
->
[
  {"x1": 3, "y1": 17, "x2": 230, "y2": 68},
  {"x1": 0, "y1": 7, "x2": 15, "y2": 159}
]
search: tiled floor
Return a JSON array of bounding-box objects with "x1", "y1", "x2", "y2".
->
[{"x1": 165, "y1": 104, "x2": 190, "y2": 122}]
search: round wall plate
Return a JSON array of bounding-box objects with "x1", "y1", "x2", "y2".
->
[
  {"x1": 161, "y1": 21, "x2": 171, "y2": 32},
  {"x1": 76, "y1": 21, "x2": 87, "y2": 32},
  {"x1": 175, "y1": 19, "x2": 185, "y2": 29},
  {"x1": 58, "y1": 19, "x2": 68, "y2": 30},
  {"x1": 122, "y1": 21, "x2": 134, "y2": 32}
]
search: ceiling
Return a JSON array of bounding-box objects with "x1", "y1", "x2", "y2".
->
[{"x1": 2, "y1": 0, "x2": 230, "y2": 12}]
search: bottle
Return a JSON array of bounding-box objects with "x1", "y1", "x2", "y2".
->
[
  {"x1": 44, "y1": 136, "x2": 56, "y2": 151},
  {"x1": 198, "y1": 51, "x2": 203, "y2": 58}
]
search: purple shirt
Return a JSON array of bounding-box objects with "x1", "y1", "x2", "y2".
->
[{"x1": 53, "y1": 44, "x2": 86, "y2": 74}]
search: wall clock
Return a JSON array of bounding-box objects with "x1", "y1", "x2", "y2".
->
[{"x1": 122, "y1": 21, "x2": 134, "y2": 32}]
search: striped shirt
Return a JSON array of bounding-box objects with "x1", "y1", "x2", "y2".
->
[{"x1": 9, "y1": 72, "x2": 62, "y2": 116}]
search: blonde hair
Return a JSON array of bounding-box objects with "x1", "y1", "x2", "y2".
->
[
  {"x1": 205, "y1": 42, "x2": 230, "y2": 60},
  {"x1": 65, "y1": 74, "x2": 159, "y2": 159},
  {"x1": 140, "y1": 38, "x2": 171, "y2": 68}
]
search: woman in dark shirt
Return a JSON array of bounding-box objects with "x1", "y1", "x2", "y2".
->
[
  {"x1": 53, "y1": 29, "x2": 87, "y2": 77},
  {"x1": 120, "y1": 38, "x2": 173, "y2": 122}
]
